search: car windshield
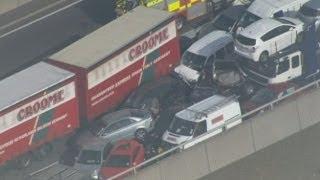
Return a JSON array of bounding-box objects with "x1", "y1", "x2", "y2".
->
[
  {"x1": 104, "y1": 155, "x2": 131, "y2": 167},
  {"x1": 299, "y1": 5, "x2": 320, "y2": 17},
  {"x1": 182, "y1": 51, "x2": 207, "y2": 71},
  {"x1": 213, "y1": 14, "x2": 235, "y2": 31},
  {"x1": 236, "y1": 35, "x2": 256, "y2": 46},
  {"x1": 168, "y1": 116, "x2": 196, "y2": 136},
  {"x1": 77, "y1": 150, "x2": 101, "y2": 165},
  {"x1": 238, "y1": 11, "x2": 261, "y2": 28}
]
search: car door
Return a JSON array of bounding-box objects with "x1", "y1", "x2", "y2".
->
[
  {"x1": 288, "y1": 54, "x2": 302, "y2": 80},
  {"x1": 275, "y1": 57, "x2": 290, "y2": 83},
  {"x1": 115, "y1": 119, "x2": 137, "y2": 140},
  {"x1": 261, "y1": 28, "x2": 280, "y2": 55},
  {"x1": 274, "y1": 25, "x2": 294, "y2": 50},
  {"x1": 101, "y1": 122, "x2": 123, "y2": 142}
]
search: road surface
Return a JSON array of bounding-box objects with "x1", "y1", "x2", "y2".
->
[
  {"x1": 0, "y1": 0, "x2": 116, "y2": 79},
  {"x1": 200, "y1": 122, "x2": 320, "y2": 180}
]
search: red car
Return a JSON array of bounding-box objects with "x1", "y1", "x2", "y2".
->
[{"x1": 99, "y1": 139, "x2": 145, "y2": 179}]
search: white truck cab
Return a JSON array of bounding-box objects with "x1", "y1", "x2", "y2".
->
[
  {"x1": 245, "y1": 50, "x2": 303, "y2": 85},
  {"x1": 162, "y1": 94, "x2": 242, "y2": 149}
]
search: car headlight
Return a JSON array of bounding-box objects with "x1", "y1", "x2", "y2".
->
[{"x1": 91, "y1": 169, "x2": 99, "y2": 180}]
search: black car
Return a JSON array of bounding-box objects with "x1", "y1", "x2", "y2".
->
[{"x1": 196, "y1": 5, "x2": 247, "y2": 39}]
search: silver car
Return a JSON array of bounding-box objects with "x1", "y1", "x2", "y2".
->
[
  {"x1": 76, "y1": 109, "x2": 154, "y2": 144},
  {"x1": 74, "y1": 138, "x2": 113, "y2": 179}
]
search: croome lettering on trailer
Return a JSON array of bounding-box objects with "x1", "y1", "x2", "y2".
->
[
  {"x1": 128, "y1": 27, "x2": 169, "y2": 61},
  {"x1": 17, "y1": 90, "x2": 64, "y2": 121}
]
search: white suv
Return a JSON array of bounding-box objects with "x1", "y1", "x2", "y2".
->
[{"x1": 235, "y1": 17, "x2": 304, "y2": 62}]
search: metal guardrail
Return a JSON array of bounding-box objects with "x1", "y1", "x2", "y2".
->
[{"x1": 107, "y1": 78, "x2": 320, "y2": 180}]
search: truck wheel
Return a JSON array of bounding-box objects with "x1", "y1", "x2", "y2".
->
[
  {"x1": 259, "y1": 51, "x2": 269, "y2": 62},
  {"x1": 135, "y1": 129, "x2": 147, "y2": 142},
  {"x1": 15, "y1": 153, "x2": 32, "y2": 169},
  {"x1": 33, "y1": 143, "x2": 53, "y2": 160},
  {"x1": 176, "y1": 16, "x2": 185, "y2": 30}
]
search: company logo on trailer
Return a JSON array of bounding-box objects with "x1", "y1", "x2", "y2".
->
[
  {"x1": 17, "y1": 90, "x2": 64, "y2": 121},
  {"x1": 128, "y1": 27, "x2": 169, "y2": 61}
]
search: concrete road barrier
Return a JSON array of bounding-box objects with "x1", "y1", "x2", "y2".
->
[
  {"x1": 297, "y1": 90, "x2": 320, "y2": 129},
  {"x1": 205, "y1": 121, "x2": 255, "y2": 171},
  {"x1": 251, "y1": 100, "x2": 301, "y2": 151}
]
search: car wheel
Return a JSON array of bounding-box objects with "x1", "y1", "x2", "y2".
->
[
  {"x1": 135, "y1": 129, "x2": 147, "y2": 142},
  {"x1": 259, "y1": 51, "x2": 269, "y2": 62}
]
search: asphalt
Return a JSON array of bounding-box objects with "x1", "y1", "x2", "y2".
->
[
  {"x1": 0, "y1": 0, "x2": 116, "y2": 79},
  {"x1": 200, "y1": 121, "x2": 320, "y2": 180}
]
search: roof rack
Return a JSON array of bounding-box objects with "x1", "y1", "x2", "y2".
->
[{"x1": 186, "y1": 95, "x2": 238, "y2": 119}]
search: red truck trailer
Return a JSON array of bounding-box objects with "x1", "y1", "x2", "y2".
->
[
  {"x1": 0, "y1": 62, "x2": 79, "y2": 167},
  {"x1": 48, "y1": 6, "x2": 180, "y2": 122}
]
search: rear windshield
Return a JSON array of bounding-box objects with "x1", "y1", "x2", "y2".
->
[
  {"x1": 104, "y1": 155, "x2": 131, "y2": 167},
  {"x1": 275, "y1": 18, "x2": 295, "y2": 25},
  {"x1": 299, "y1": 5, "x2": 320, "y2": 17},
  {"x1": 77, "y1": 150, "x2": 101, "y2": 165},
  {"x1": 236, "y1": 35, "x2": 256, "y2": 46}
]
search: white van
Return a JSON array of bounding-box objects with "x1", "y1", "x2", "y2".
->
[
  {"x1": 162, "y1": 95, "x2": 242, "y2": 149},
  {"x1": 174, "y1": 30, "x2": 234, "y2": 83},
  {"x1": 236, "y1": 0, "x2": 309, "y2": 31}
]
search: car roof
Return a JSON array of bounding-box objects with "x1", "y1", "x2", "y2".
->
[
  {"x1": 221, "y1": 5, "x2": 247, "y2": 19},
  {"x1": 303, "y1": 0, "x2": 320, "y2": 9},
  {"x1": 187, "y1": 30, "x2": 233, "y2": 57},
  {"x1": 239, "y1": 18, "x2": 283, "y2": 38},
  {"x1": 100, "y1": 109, "x2": 150, "y2": 124},
  {"x1": 110, "y1": 140, "x2": 141, "y2": 156},
  {"x1": 248, "y1": 0, "x2": 309, "y2": 18}
]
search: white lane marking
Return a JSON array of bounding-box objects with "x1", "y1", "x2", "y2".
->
[
  {"x1": 0, "y1": 0, "x2": 84, "y2": 39},
  {"x1": 0, "y1": 0, "x2": 67, "y2": 31},
  {"x1": 29, "y1": 161, "x2": 58, "y2": 176}
]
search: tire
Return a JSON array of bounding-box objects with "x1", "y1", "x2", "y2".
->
[
  {"x1": 135, "y1": 129, "x2": 147, "y2": 142},
  {"x1": 176, "y1": 16, "x2": 185, "y2": 30},
  {"x1": 33, "y1": 143, "x2": 53, "y2": 160},
  {"x1": 259, "y1": 51, "x2": 269, "y2": 62},
  {"x1": 15, "y1": 153, "x2": 32, "y2": 169}
]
